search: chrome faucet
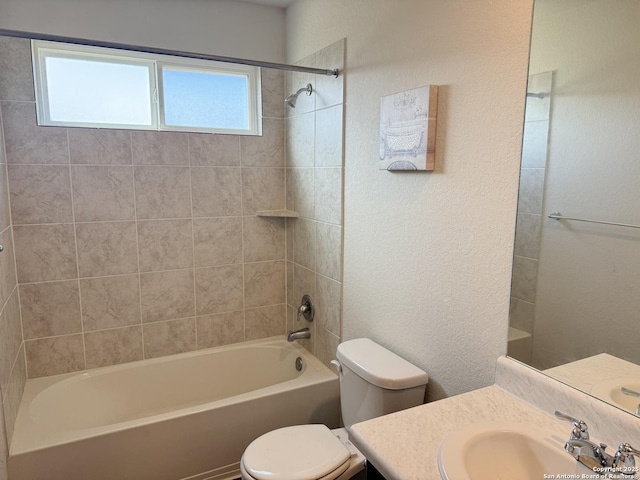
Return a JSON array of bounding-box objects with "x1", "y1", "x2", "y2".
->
[
  {"x1": 287, "y1": 327, "x2": 310, "y2": 342},
  {"x1": 555, "y1": 411, "x2": 640, "y2": 470}
]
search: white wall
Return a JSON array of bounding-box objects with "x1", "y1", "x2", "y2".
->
[
  {"x1": 286, "y1": 0, "x2": 533, "y2": 401},
  {"x1": 529, "y1": 0, "x2": 640, "y2": 369},
  {"x1": 0, "y1": 0, "x2": 286, "y2": 62}
]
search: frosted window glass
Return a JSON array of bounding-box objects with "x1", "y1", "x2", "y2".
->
[
  {"x1": 162, "y1": 67, "x2": 249, "y2": 130},
  {"x1": 45, "y1": 56, "x2": 153, "y2": 126}
]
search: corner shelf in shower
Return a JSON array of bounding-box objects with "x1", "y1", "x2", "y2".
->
[{"x1": 256, "y1": 210, "x2": 299, "y2": 218}]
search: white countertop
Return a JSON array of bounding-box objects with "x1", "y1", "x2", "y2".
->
[
  {"x1": 348, "y1": 356, "x2": 640, "y2": 480},
  {"x1": 349, "y1": 385, "x2": 567, "y2": 480}
]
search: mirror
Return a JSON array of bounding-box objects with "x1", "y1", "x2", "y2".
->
[{"x1": 508, "y1": 0, "x2": 640, "y2": 416}]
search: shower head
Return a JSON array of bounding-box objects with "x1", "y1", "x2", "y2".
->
[{"x1": 285, "y1": 83, "x2": 313, "y2": 108}]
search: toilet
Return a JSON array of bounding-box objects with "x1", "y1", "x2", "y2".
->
[{"x1": 240, "y1": 338, "x2": 429, "y2": 480}]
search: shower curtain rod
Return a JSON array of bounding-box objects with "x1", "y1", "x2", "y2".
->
[{"x1": 0, "y1": 28, "x2": 340, "y2": 77}]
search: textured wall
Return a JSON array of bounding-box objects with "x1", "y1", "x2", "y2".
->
[
  {"x1": 1, "y1": 36, "x2": 291, "y2": 378},
  {"x1": 286, "y1": 0, "x2": 533, "y2": 401}
]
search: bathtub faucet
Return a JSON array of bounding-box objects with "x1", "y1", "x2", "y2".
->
[{"x1": 287, "y1": 328, "x2": 311, "y2": 342}]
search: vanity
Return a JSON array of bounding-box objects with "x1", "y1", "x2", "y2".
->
[{"x1": 350, "y1": 357, "x2": 640, "y2": 479}]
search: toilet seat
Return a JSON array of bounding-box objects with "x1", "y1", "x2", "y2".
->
[{"x1": 241, "y1": 424, "x2": 352, "y2": 480}]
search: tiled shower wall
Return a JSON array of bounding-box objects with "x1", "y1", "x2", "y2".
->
[
  {"x1": 0, "y1": 36, "x2": 291, "y2": 378},
  {"x1": 0, "y1": 37, "x2": 27, "y2": 455},
  {"x1": 285, "y1": 40, "x2": 344, "y2": 367},
  {"x1": 509, "y1": 71, "x2": 553, "y2": 361}
]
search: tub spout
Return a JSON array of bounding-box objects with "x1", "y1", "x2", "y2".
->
[{"x1": 287, "y1": 328, "x2": 310, "y2": 342}]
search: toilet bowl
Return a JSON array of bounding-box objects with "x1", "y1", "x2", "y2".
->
[{"x1": 240, "y1": 338, "x2": 429, "y2": 480}]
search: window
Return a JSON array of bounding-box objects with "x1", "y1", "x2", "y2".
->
[{"x1": 32, "y1": 41, "x2": 262, "y2": 135}]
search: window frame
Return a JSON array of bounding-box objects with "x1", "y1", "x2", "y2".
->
[
  {"x1": 156, "y1": 58, "x2": 262, "y2": 135},
  {"x1": 31, "y1": 40, "x2": 262, "y2": 136}
]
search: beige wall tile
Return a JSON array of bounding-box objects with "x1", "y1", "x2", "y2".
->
[
  {"x1": 292, "y1": 264, "x2": 316, "y2": 310},
  {"x1": 0, "y1": 229, "x2": 16, "y2": 307},
  {"x1": 285, "y1": 219, "x2": 294, "y2": 262},
  {"x1": 84, "y1": 326, "x2": 143, "y2": 369},
  {"x1": 509, "y1": 297, "x2": 535, "y2": 334},
  {"x1": 134, "y1": 166, "x2": 191, "y2": 219},
  {"x1": 71, "y1": 165, "x2": 135, "y2": 222},
  {"x1": 189, "y1": 133, "x2": 240, "y2": 167},
  {"x1": 286, "y1": 113, "x2": 315, "y2": 167},
  {"x1": 315, "y1": 327, "x2": 340, "y2": 368},
  {"x1": 261, "y1": 68, "x2": 285, "y2": 119},
  {"x1": 510, "y1": 256, "x2": 538, "y2": 304},
  {"x1": 1, "y1": 102, "x2": 68, "y2": 164},
  {"x1": 0, "y1": 165, "x2": 11, "y2": 231},
  {"x1": 316, "y1": 275, "x2": 341, "y2": 337},
  {"x1": 243, "y1": 216, "x2": 285, "y2": 262},
  {"x1": 14, "y1": 224, "x2": 77, "y2": 282},
  {"x1": 245, "y1": 304, "x2": 286, "y2": 340},
  {"x1": 196, "y1": 311, "x2": 243, "y2": 349},
  {"x1": 26, "y1": 334, "x2": 85, "y2": 378},
  {"x1": 137, "y1": 219, "x2": 193, "y2": 272},
  {"x1": 0, "y1": 290, "x2": 22, "y2": 391},
  {"x1": 314, "y1": 40, "x2": 345, "y2": 110},
  {"x1": 0, "y1": 37, "x2": 34, "y2": 102},
  {"x1": 286, "y1": 168, "x2": 314, "y2": 219},
  {"x1": 244, "y1": 260, "x2": 285, "y2": 308},
  {"x1": 3, "y1": 343, "x2": 26, "y2": 444},
  {"x1": 195, "y1": 265, "x2": 244, "y2": 315},
  {"x1": 514, "y1": 213, "x2": 542, "y2": 259},
  {"x1": 20, "y1": 280, "x2": 81, "y2": 339},
  {"x1": 81, "y1": 275, "x2": 141, "y2": 331},
  {"x1": 286, "y1": 261, "x2": 294, "y2": 309},
  {"x1": 315, "y1": 106, "x2": 343, "y2": 167},
  {"x1": 8, "y1": 164, "x2": 73, "y2": 224},
  {"x1": 132, "y1": 131, "x2": 189, "y2": 165},
  {"x1": 193, "y1": 217, "x2": 242, "y2": 267},
  {"x1": 293, "y1": 218, "x2": 316, "y2": 270},
  {"x1": 517, "y1": 168, "x2": 545, "y2": 215},
  {"x1": 240, "y1": 118, "x2": 284, "y2": 167},
  {"x1": 143, "y1": 318, "x2": 196, "y2": 359},
  {"x1": 241, "y1": 167, "x2": 285, "y2": 215},
  {"x1": 521, "y1": 120, "x2": 549, "y2": 169},
  {"x1": 191, "y1": 167, "x2": 241, "y2": 217},
  {"x1": 69, "y1": 129, "x2": 132, "y2": 165},
  {"x1": 76, "y1": 221, "x2": 138, "y2": 277},
  {"x1": 140, "y1": 269, "x2": 195, "y2": 323},
  {"x1": 316, "y1": 223, "x2": 342, "y2": 281},
  {"x1": 314, "y1": 167, "x2": 342, "y2": 224}
]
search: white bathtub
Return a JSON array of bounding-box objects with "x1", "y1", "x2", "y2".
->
[{"x1": 9, "y1": 337, "x2": 340, "y2": 480}]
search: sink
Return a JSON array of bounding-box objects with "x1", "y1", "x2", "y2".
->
[
  {"x1": 437, "y1": 422, "x2": 593, "y2": 480},
  {"x1": 590, "y1": 377, "x2": 640, "y2": 415}
]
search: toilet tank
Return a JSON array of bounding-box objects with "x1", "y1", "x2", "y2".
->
[{"x1": 335, "y1": 338, "x2": 429, "y2": 429}]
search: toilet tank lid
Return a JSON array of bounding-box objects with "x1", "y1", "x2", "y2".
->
[{"x1": 336, "y1": 338, "x2": 429, "y2": 390}]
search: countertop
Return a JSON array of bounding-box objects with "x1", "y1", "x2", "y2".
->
[
  {"x1": 349, "y1": 385, "x2": 568, "y2": 480},
  {"x1": 349, "y1": 356, "x2": 640, "y2": 480}
]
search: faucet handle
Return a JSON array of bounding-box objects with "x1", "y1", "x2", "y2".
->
[
  {"x1": 555, "y1": 411, "x2": 590, "y2": 440},
  {"x1": 614, "y1": 443, "x2": 640, "y2": 469}
]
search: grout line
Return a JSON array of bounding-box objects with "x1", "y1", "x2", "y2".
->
[{"x1": 130, "y1": 130, "x2": 146, "y2": 360}]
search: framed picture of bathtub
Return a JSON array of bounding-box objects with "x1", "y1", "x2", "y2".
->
[{"x1": 379, "y1": 85, "x2": 438, "y2": 171}]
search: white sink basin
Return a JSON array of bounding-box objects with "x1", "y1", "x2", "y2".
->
[
  {"x1": 590, "y1": 377, "x2": 640, "y2": 415},
  {"x1": 438, "y1": 422, "x2": 592, "y2": 480}
]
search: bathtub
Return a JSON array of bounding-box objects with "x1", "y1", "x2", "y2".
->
[{"x1": 9, "y1": 337, "x2": 340, "y2": 480}]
